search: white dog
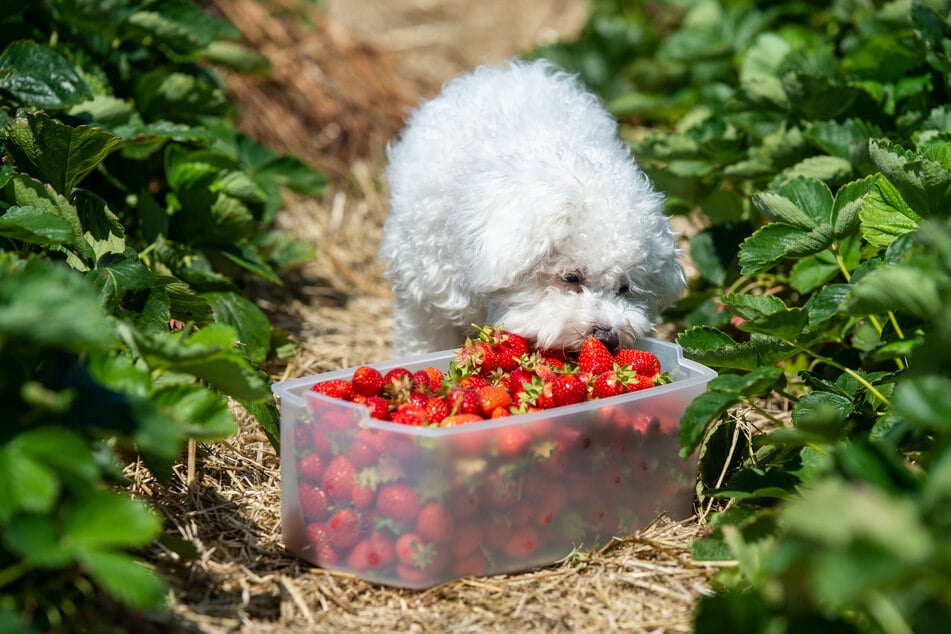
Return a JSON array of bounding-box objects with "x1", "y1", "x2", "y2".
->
[{"x1": 380, "y1": 59, "x2": 685, "y2": 356}]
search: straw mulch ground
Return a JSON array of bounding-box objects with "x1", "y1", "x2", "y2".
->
[{"x1": 130, "y1": 1, "x2": 735, "y2": 631}]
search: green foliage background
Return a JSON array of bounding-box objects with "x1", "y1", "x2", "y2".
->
[
  {"x1": 540, "y1": 0, "x2": 951, "y2": 631},
  {"x1": 0, "y1": 1, "x2": 324, "y2": 631}
]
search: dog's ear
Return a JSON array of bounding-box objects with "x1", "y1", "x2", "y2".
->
[{"x1": 449, "y1": 159, "x2": 581, "y2": 293}]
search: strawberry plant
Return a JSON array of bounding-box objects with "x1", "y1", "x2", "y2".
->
[
  {"x1": 0, "y1": 1, "x2": 324, "y2": 630},
  {"x1": 545, "y1": 0, "x2": 951, "y2": 630}
]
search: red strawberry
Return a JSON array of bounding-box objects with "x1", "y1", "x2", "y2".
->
[
  {"x1": 614, "y1": 349, "x2": 661, "y2": 377},
  {"x1": 440, "y1": 413, "x2": 484, "y2": 427},
  {"x1": 550, "y1": 373, "x2": 587, "y2": 407},
  {"x1": 298, "y1": 454, "x2": 325, "y2": 483},
  {"x1": 477, "y1": 385, "x2": 512, "y2": 417},
  {"x1": 349, "y1": 429, "x2": 383, "y2": 468},
  {"x1": 625, "y1": 374, "x2": 654, "y2": 392},
  {"x1": 577, "y1": 337, "x2": 614, "y2": 374},
  {"x1": 476, "y1": 325, "x2": 530, "y2": 371},
  {"x1": 326, "y1": 509, "x2": 362, "y2": 549},
  {"x1": 447, "y1": 387, "x2": 481, "y2": 416},
  {"x1": 503, "y1": 525, "x2": 539, "y2": 558},
  {"x1": 424, "y1": 397, "x2": 451, "y2": 425},
  {"x1": 362, "y1": 395, "x2": 390, "y2": 420},
  {"x1": 365, "y1": 530, "x2": 396, "y2": 568},
  {"x1": 450, "y1": 524, "x2": 483, "y2": 559},
  {"x1": 496, "y1": 426, "x2": 531, "y2": 456},
  {"x1": 311, "y1": 378, "x2": 353, "y2": 401},
  {"x1": 321, "y1": 455, "x2": 357, "y2": 503},
  {"x1": 416, "y1": 502, "x2": 454, "y2": 542},
  {"x1": 305, "y1": 522, "x2": 341, "y2": 564},
  {"x1": 457, "y1": 339, "x2": 499, "y2": 377},
  {"x1": 351, "y1": 481, "x2": 376, "y2": 509},
  {"x1": 383, "y1": 367, "x2": 413, "y2": 400},
  {"x1": 391, "y1": 404, "x2": 427, "y2": 426},
  {"x1": 591, "y1": 370, "x2": 628, "y2": 399},
  {"x1": 452, "y1": 553, "x2": 488, "y2": 577},
  {"x1": 352, "y1": 365, "x2": 384, "y2": 396},
  {"x1": 506, "y1": 368, "x2": 535, "y2": 397},
  {"x1": 297, "y1": 483, "x2": 330, "y2": 521},
  {"x1": 424, "y1": 366, "x2": 444, "y2": 388},
  {"x1": 376, "y1": 483, "x2": 420, "y2": 523},
  {"x1": 412, "y1": 370, "x2": 438, "y2": 394},
  {"x1": 457, "y1": 375, "x2": 490, "y2": 390}
]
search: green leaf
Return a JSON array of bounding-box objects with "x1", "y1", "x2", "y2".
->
[
  {"x1": 784, "y1": 223, "x2": 834, "y2": 258},
  {"x1": 845, "y1": 265, "x2": 941, "y2": 320},
  {"x1": 0, "y1": 449, "x2": 59, "y2": 516},
  {"x1": 0, "y1": 206, "x2": 74, "y2": 245},
  {"x1": 680, "y1": 391, "x2": 740, "y2": 458},
  {"x1": 250, "y1": 153, "x2": 326, "y2": 197},
  {"x1": 4, "y1": 173, "x2": 86, "y2": 255},
  {"x1": 74, "y1": 189, "x2": 126, "y2": 260},
  {"x1": 203, "y1": 290, "x2": 271, "y2": 363},
  {"x1": 212, "y1": 240, "x2": 281, "y2": 284},
  {"x1": 752, "y1": 192, "x2": 818, "y2": 229},
  {"x1": 832, "y1": 176, "x2": 875, "y2": 239},
  {"x1": 893, "y1": 376, "x2": 951, "y2": 433},
  {"x1": 131, "y1": 324, "x2": 270, "y2": 401},
  {"x1": 738, "y1": 223, "x2": 808, "y2": 275},
  {"x1": 89, "y1": 249, "x2": 155, "y2": 314},
  {"x1": 0, "y1": 40, "x2": 92, "y2": 109},
  {"x1": 720, "y1": 294, "x2": 808, "y2": 340},
  {"x1": 870, "y1": 138, "x2": 951, "y2": 218},
  {"x1": 123, "y1": 0, "x2": 238, "y2": 59},
  {"x1": 3, "y1": 112, "x2": 123, "y2": 194},
  {"x1": 241, "y1": 397, "x2": 280, "y2": 452},
  {"x1": 677, "y1": 326, "x2": 797, "y2": 371},
  {"x1": 777, "y1": 156, "x2": 853, "y2": 186},
  {"x1": 12, "y1": 427, "x2": 99, "y2": 489},
  {"x1": 200, "y1": 40, "x2": 270, "y2": 73},
  {"x1": 715, "y1": 466, "x2": 798, "y2": 500},
  {"x1": 805, "y1": 283, "x2": 852, "y2": 325},
  {"x1": 791, "y1": 391, "x2": 854, "y2": 437},
  {"x1": 689, "y1": 230, "x2": 728, "y2": 286},
  {"x1": 4, "y1": 514, "x2": 71, "y2": 567},
  {"x1": 806, "y1": 119, "x2": 882, "y2": 164},
  {"x1": 790, "y1": 254, "x2": 839, "y2": 294},
  {"x1": 781, "y1": 479, "x2": 931, "y2": 562},
  {"x1": 708, "y1": 366, "x2": 784, "y2": 397},
  {"x1": 0, "y1": 260, "x2": 118, "y2": 350},
  {"x1": 64, "y1": 489, "x2": 160, "y2": 550},
  {"x1": 77, "y1": 550, "x2": 167, "y2": 610},
  {"x1": 859, "y1": 176, "x2": 922, "y2": 248},
  {"x1": 150, "y1": 384, "x2": 237, "y2": 441}
]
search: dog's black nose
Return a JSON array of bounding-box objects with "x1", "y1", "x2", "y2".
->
[{"x1": 590, "y1": 327, "x2": 619, "y2": 352}]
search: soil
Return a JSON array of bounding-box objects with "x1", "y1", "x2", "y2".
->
[{"x1": 130, "y1": 1, "x2": 722, "y2": 631}]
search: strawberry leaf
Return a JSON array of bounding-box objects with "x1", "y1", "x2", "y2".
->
[
  {"x1": 3, "y1": 112, "x2": 123, "y2": 195},
  {"x1": 677, "y1": 326, "x2": 797, "y2": 370},
  {"x1": 845, "y1": 265, "x2": 942, "y2": 320},
  {"x1": 680, "y1": 391, "x2": 741, "y2": 458}
]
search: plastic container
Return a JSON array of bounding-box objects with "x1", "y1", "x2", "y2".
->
[{"x1": 272, "y1": 337, "x2": 716, "y2": 588}]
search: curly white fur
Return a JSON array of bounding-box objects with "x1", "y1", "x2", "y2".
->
[{"x1": 380, "y1": 59, "x2": 685, "y2": 356}]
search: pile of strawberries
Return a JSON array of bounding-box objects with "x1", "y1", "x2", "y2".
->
[
  {"x1": 285, "y1": 327, "x2": 694, "y2": 587},
  {"x1": 309, "y1": 325, "x2": 670, "y2": 427}
]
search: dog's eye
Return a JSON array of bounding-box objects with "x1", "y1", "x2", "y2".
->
[
  {"x1": 618, "y1": 284, "x2": 630, "y2": 295},
  {"x1": 562, "y1": 272, "x2": 584, "y2": 286}
]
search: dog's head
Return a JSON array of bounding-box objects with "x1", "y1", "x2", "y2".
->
[{"x1": 449, "y1": 150, "x2": 685, "y2": 352}]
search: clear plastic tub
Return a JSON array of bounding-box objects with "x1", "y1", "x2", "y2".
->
[{"x1": 272, "y1": 337, "x2": 716, "y2": 588}]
